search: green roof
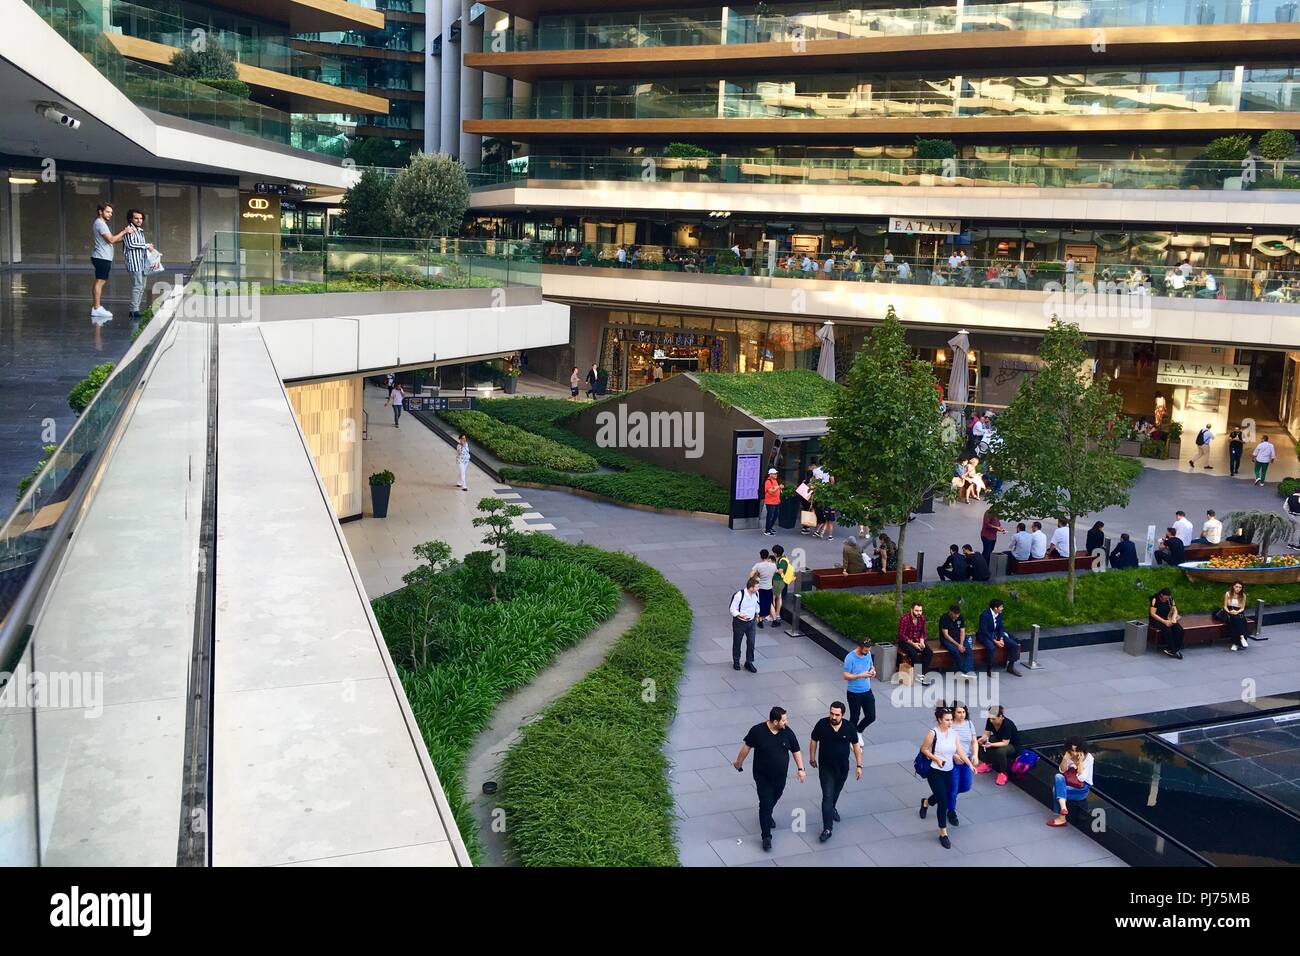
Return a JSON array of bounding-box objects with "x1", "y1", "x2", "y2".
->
[{"x1": 693, "y1": 370, "x2": 842, "y2": 420}]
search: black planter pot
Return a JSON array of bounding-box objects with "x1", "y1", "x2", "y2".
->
[
  {"x1": 371, "y1": 482, "x2": 391, "y2": 518},
  {"x1": 778, "y1": 496, "x2": 799, "y2": 529},
  {"x1": 503, "y1": 375, "x2": 519, "y2": 394}
]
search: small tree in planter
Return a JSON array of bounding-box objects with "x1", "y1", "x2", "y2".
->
[
  {"x1": 369, "y1": 470, "x2": 395, "y2": 518},
  {"x1": 1226, "y1": 510, "x2": 1293, "y2": 554},
  {"x1": 1259, "y1": 129, "x2": 1298, "y2": 179},
  {"x1": 470, "y1": 496, "x2": 525, "y2": 601}
]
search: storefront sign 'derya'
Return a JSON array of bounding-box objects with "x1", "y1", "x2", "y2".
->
[
  {"x1": 1155, "y1": 360, "x2": 1251, "y2": 391},
  {"x1": 888, "y1": 217, "x2": 961, "y2": 235}
]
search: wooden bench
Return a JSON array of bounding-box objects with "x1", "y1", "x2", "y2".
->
[
  {"x1": 927, "y1": 638, "x2": 1010, "y2": 674},
  {"x1": 1007, "y1": 551, "x2": 1094, "y2": 575},
  {"x1": 1181, "y1": 541, "x2": 1260, "y2": 563},
  {"x1": 812, "y1": 566, "x2": 919, "y2": 590},
  {"x1": 1146, "y1": 612, "x2": 1257, "y2": 650}
]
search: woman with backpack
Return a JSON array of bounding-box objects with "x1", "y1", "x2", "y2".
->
[{"x1": 918, "y1": 705, "x2": 974, "y2": 850}]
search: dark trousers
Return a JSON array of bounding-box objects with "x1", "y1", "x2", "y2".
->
[
  {"x1": 939, "y1": 636, "x2": 974, "y2": 673},
  {"x1": 765, "y1": 503, "x2": 779, "y2": 533},
  {"x1": 818, "y1": 762, "x2": 849, "y2": 832},
  {"x1": 1152, "y1": 621, "x2": 1185, "y2": 653},
  {"x1": 898, "y1": 640, "x2": 933, "y2": 673},
  {"x1": 926, "y1": 767, "x2": 953, "y2": 828},
  {"x1": 847, "y1": 690, "x2": 876, "y2": 734},
  {"x1": 755, "y1": 773, "x2": 786, "y2": 840},
  {"x1": 1224, "y1": 612, "x2": 1249, "y2": 643},
  {"x1": 732, "y1": 617, "x2": 756, "y2": 665},
  {"x1": 937, "y1": 566, "x2": 966, "y2": 582},
  {"x1": 1229, "y1": 444, "x2": 1243, "y2": 475},
  {"x1": 981, "y1": 537, "x2": 996, "y2": 564},
  {"x1": 1154, "y1": 550, "x2": 1179, "y2": 567},
  {"x1": 976, "y1": 633, "x2": 1020, "y2": 673},
  {"x1": 985, "y1": 743, "x2": 1020, "y2": 775}
]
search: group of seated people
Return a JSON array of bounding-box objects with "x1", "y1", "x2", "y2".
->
[
  {"x1": 897, "y1": 598, "x2": 1023, "y2": 680},
  {"x1": 1146, "y1": 580, "x2": 1255, "y2": 661},
  {"x1": 1153, "y1": 509, "x2": 1235, "y2": 566},
  {"x1": 951, "y1": 456, "x2": 990, "y2": 503},
  {"x1": 839, "y1": 532, "x2": 898, "y2": 574},
  {"x1": 936, "y1": 544, "x2": 992, "y2": 582}
]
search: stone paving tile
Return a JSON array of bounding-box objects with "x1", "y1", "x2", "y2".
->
[
  {"x1": 679, "y1": 844, "x2": 726, "y2": 868},
  {"x1": 676, "y1": 783, "x2": 765, "y2": 817},
  {"x1": 709, "y1": 830, "x2": 813, "y2": 865},
  {"x1": 673, "y1": 810, "x2": 751, "y2": 845},
  {"x1": 930, "y1": 846, "x2": 1028, "y2": 867},
  {"x1": 775, "y1": 845, "x2": 875, "y2": 867},
  {"x1": 1007, "y1": 832, "x2": 1117, "y2": 866},
  {"x1": 668, "y1": 745, "x2": 734, "y2": 771},
  {"x1": 670, "y1": 770, "x2": 712, "y2": 796},
  {"x1": 862, "y1": 831, "x2": 961, "y2": 866}
]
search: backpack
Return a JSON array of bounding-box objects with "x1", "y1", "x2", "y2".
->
[
  {"x1": 730, "y1": 589, "x2": 745, "y2": 613},
  {"x1": 1196, "y1": 429, "x2": 1207, "y2": 446},
  {"x1": 1010, "y1": 750, "x2": 1040, "y2": 777},
  {"x1": 777, "y1": 557, "x2": 795, "y2": 586}
]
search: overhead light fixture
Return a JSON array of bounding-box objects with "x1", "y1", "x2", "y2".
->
[
  {"x1": 8, "y1": 177, "x2": 38, "y2": 185},
  {"x1": 709, "y1": 211, "x2": 731, "y2": 219}
]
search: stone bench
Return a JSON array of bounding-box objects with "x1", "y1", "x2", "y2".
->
[{"x1": 812, "y1": 566, "x2": 918, "y2": 590}]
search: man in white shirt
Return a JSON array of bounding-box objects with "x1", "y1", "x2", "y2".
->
[
  {"x1": 1190, "y1": 424, "x2": 1214, "y2": 469},
  {"x1": 1253, "y1": 435, "x2": 1277, "y2": 486},
  {"x1": 1046, "y1": 519, "x2": 1071, "y2": 559},
  {"x1": 730, "y1": 576, "x2": 761, "y2": 673},
  {"x1": 948, "y1": 252, "x2": 962, "y2": 270},
  {"x1": 823, "y1": 255, "x2": 835, "y2": 276},
  {"x1": 1173, "y1": 511, "x2": 1195, "y2": 546},
  {"x1": 801, "y1": 255, "x2": 816, "y2": 274},
  {"x1": 616, "y1": 245, "x2": 628, "y2": 267},
  {"x1": 896, "y1": 260, "x2": 911, "y2": 282},
  {"x1": 1198, "y1": 271, "x2": 1218, "y2": 297},
  {"x1": 1179, "y1": 259, "x2": 1193, "y2": 279},
  {"x1": 971, "y1": 413, "x2": 990, "y2": 451},
  {"x1": 1064, "y1": 254, "x2": 1076, "y2": 290},
  {"x1": 1008, "y1": 522, "x2": 1033, "y2": 561},
  {"x1": 1193, "y1": 510, "x2": 1223, "y2": 545},
  {"x1": 883, "y1": 249, "x2": 894, "y2": 265},
  {"x1": 1029, "y1": 521, "x2": 1048, "y2": 560}
]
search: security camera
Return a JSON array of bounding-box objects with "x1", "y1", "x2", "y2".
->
[{"x1": 37, "y1": 104, "x2": 81, "y2": 130}]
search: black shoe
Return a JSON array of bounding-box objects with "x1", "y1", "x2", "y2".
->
[
  {"x1": 744, "y1": 662, "x2": 758, "y2": 674},
  {"x1": 761, "y1": 836, "x2": 772, "y2": 852},
  {"x1": 833, "y1": 810, "x2": 841, "y2": 823},
  {"x1": 949, "y1": 812, "x2": 960, "y2": 826},
  {"x1": 919, "y1": 799, "x2": 928, "y2": 819},
  {"x1": 757, "y1": 620, "x2": 765, "y2": 628},
  {"x1": 1175, "y1": 651, "x2": 1184, "y2": 659},
  {"x1": 818, "y1": 829, "x2": 832, "y2": 843},
  {"x1": 939, "y1": 834, "x2": 951, "y2": 849},
  {"x1": 733, "y1": 662, "x2": 741, "y2": 671},
  {"x1": 1006, "y1": 663, "x2": 1022, "y2": 677}
]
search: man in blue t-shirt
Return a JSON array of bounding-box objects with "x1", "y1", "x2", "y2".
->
[{"x1": 841, "y1": 638, "x2": 877, "y2": 735}]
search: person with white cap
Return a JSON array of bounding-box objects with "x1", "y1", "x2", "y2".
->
[{"x1": 763, "y1": 467, "x2": 782, "y2": 535}]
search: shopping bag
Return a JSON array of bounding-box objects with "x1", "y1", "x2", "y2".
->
[
  {"x1": 897, "y1": 659, "x2": 914, "y2": 686},
  {"x1": 800, "y1": 509, "x2": 817, "y2": 528},
  {"x1": 146, "y1": 249, "x2": 164, "y2": 274}
]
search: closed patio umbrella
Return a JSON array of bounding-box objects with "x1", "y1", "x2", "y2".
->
[
  {"x1": 816, "y1": 320, "x2": 836, "y2": 381},
  {"x1": 946, "y1": 330, "x2": 970, "y2": 420}
]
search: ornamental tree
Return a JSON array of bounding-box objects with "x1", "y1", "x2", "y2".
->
[
  {"x1": 337, "y1": 167, "x2": 393, "y2": 238},
  {"x1": 819, "y1": 307, "x2": 960, "y2": 613},
  {"x1": 986, "y1": 318, "x2": 1130, "y2": 604},
  {"x1": 387, "y1": 151, "x2": 471, "y2": 239}
]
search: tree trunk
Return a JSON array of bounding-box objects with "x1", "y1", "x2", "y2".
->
[
  {"x1": 894, "y1": 519, "x2": 908, "y2": 616},
  {"x1": 1065, "y1": 519, "x2": 1077, "y2": 605}
]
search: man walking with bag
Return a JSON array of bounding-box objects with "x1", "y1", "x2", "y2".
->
[
  {"x1": 1189, "y1": 423, "x2": 1214, "y2": 470},
  {"x1": 122, "y1": 209, "x2": 156, "y2": 321},
  {"x1": 730, "y1": 575, "x2": 761, "y2": 673}
]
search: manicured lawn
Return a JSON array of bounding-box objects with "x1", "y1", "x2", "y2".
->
[
  {"x1": 499, "y1": 533, "x2": 692, "y2": 866},
  {"x1": 803, "y1": 566, "x2": 1300, "y2": 641},
  {"x1": 374, "y1": 552, "x2": 619, "y2": 864},
  {"x1": 475, "y1": 397, "x2": 730, "y2": 513},
  {"x1": 438, "y1": 408, "x2": 598, "y2": 472},
  {"x1": 265, "y1": 272, "x2": 499, "y2": 294},
  {"x1": 695, "y1": 369, "x2": 842, "y2": 419}
]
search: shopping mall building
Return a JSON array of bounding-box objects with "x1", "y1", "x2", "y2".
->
[{"x1": 462, "y1": 0, "x2": 1300, "y2": 440}]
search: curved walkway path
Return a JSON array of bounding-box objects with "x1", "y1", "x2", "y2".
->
[
  {"x1": 462, "y1": 594, "x2": 642, "y2": 866},
  {"x1": 518, "y1": 466, "x2": 1300, "y2": 868}
]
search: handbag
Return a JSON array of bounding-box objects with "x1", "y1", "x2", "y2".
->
[
  {"x1": 800, "y1": 510, "x2": 817, "y2": 528},
  {"x1": 913, "y1": 730, "x2": 935, "y2": 779},
  {"x1": 1009, "y1": 750, "x2": 1039, "y2": 776},
  {"x1": 1212, "y1": 608, "x2": 1229, "y2": 623},
  {"x1": 1064, "y1": 767, "x2": 1085, "y2": 790}
]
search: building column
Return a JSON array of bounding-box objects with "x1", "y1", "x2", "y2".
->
[
  {"x1": 512, "y1": 16, "x2": 534, "y2": 157},
  {"x1": 440, "y1": 0, "x2": 460, "y2": 157},
  {"x1": 459, "y1": 0, "x2": 484, "y2": 168},
  {"x1": 424, "y1": 0, "x2": 442, "y2": 154}
]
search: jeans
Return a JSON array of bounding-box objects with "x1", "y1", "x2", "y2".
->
[
  {"x1": 755, "y1": 773, "x2": 786, "y2": 839},
  {"x1": 976, "y1": 632, "x2": 1020, "y2": 672},
  {"x1": 732, "y1": 617, "x2": 756, "y2": 665},
  {"x1": 1053, "y1": 773, "x2": 1091, "y2": 805},
  {"x1": 948, "y1": 762, "x2": 972, "y2": 813},
  {"x1": 818, "y1": 762, "x2": 849, "y2": 832},
  {"x1": 847, "y1": 690, "x2": 876, "y2": 733},
  {"x1": 1229, "y1": 444, "x2": 1243, "y2": 475},
  {"x1": 981, "y1": 537, "x2": 996, "y2": 564},
  {"x1": 392, "y1": 405, "x2": 402, "y2": 426},
  {"x1": 764, "y1": 503, "x2": 779, "y2": 533},
  {"x1": 1255, "y1": 461, "x2": 1271, "y2": 483},
  {"x1": 129, "y1": 269, "x2": 147, "y2": 313},
  {"x1": 939, "y1": 636, "x2": 974, "y2": 673},
  {"x1": 1154, "y1": 550, "x2": 1180, "y2": 566},
  {"x1": 937, "y1": 565, "x2": 966, "y2": 582},
  {"x1": 926, "y1": 767, "x2": 953, "y2": 828}
]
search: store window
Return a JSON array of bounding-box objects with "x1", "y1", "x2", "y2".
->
[{"x1": 8, "y1": 172, "x2": 61, "y2": 264}]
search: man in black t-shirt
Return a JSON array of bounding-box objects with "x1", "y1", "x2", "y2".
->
[
  {"x1": 734, "y1": 706, "x2": 805, "y2": 851},
  {"x1": 809, "y1": 702, "x2": 862, "y2": 843},
  {"x1": 962, "y1": 544, "x2": 990, "y2": 582}
]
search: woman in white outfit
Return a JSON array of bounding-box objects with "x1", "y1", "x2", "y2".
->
[
  {"x1": 456, "y1": 432, "x2": 470, "y2": 491},
  {"x1": 919, "y1": 705, "x2": 973, "y2": 850}
]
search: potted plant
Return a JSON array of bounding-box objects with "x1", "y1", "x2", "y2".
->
[
  {"x1": 503, "y1": 361, "x2": 521, "y2": 394},
  {"x1": 778, "y1": 484, "x2": 800, "y2": 528},
  {"x1": 369, "y1": 470, "x2": 395, "y2": 518},
  {"x1": 1164, "y1": 421, "x2": 1183, "y2": 460}
]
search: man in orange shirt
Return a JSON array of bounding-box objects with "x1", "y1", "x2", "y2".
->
[{"x1": 763, "y1": 468, "x2": 782, "y2": 536}]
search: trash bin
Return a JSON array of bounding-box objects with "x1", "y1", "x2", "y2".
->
[
  {"x1": 874, "y1": 641, "x2": 898, "y2": 683},
  {"x1": 1123, "y1": 620, "x2": 1148, "y2": 657}
]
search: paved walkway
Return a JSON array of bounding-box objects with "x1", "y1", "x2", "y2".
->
[{"x1": 516, "y1": 476, "x2": 1300, "y2": 867}]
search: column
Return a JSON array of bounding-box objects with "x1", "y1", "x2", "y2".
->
[
  {"x1": 440, "y1": 0, "x2": 460, "y2": 157},
  {"x1": 459, "y1": 0, "x2": 484, "y2": 168},
  {"x1": 424, "y1": 0, "x2": 441, "y2": 154}
]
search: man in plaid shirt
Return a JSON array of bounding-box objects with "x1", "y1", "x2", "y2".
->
[
  {"x1": 897, "y1": 602, "x2": 935, "y2": 686},
  {"x1": 122, "y1": 209, "x2": 155, "y2": 320}
]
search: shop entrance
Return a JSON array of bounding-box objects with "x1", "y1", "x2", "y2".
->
[
  {"x1": 1229, "y1": 350, "x2": 1286, "y2": 427},
  {"x1": 601, "y1": 326, "x2": 733, "y2": 392}
]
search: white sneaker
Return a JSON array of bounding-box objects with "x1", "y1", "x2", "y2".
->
[
  {"x1": 91, "y1": 306, "x2": 112, "y2": 318},
  {"x1": 1230, "y1": 643, "x2": 1238, "y2": 652},
  {"x1": 1240, "y1": 636, "x2": 1248, "y2": 649}
]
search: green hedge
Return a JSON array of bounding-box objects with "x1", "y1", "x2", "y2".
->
[
  {"x1": 16, "y1": 443, "x2": 57, "y2": 501},
  {"x1": 67, "y1": 362, "x2": 115, "y2": 415},
  {"x1": 695, "y1": 369, "x2": 843, "y2": 419},
  {"x1": 499, "y1": 533, "x2": 691, "y2": 866},
  {"x1": 803, "y1": 566, "x2": 1300, "y2": 641},
  {"x1": 439, "y1": 408, "x2": 598, "y2": 472},
  {"x1": 374, "y1": 553, "x2": 619, "y2": 863},
  {"x1": 1279, "y1": 477, "x2": 1300, "y2": 499},
  {"x1": 475, "y1": 397, "x2": 730, "y2": 513}
]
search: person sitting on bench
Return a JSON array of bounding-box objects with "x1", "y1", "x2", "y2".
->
[
  {"x1": 937, "y1": 604, "x2": 975, "y2": 677},
  {"x1": 1153, "y1": 528, "x2": 1186, "y2": 567},
  {"x1": 841, "y1": 536, "x2": 868, "y2": 575},
  {"x1": 977, "y1": 599, "x2": 1022, "y2": 676},
  {"x1": 937, "y1": 544, "x2": 968, "y2": 582},
  {"x1": 1028, "y1": 521, "x2": 1048, "y2": 560},
  {"x1": 1045, "y1": 518, "x2": 1071, "y2": 559},
  {"x1": 1109, "y1": 532, "x2": 1139, "y2": 569},
  {"x1": 1221, "y1": 580, "x2": 1250, "y2": 652},
  {"x1": 1007, "y1": 522, "x2": 1032, "y2": 562},
  {"x1": 896, "y1": 601, "x2": 935, "y2": 686},
  {"x1": 976, "y1": 705, "x2": 1021, "y2": 786},
  {"x1": 1149, "y1": 587, "x2": 1185, "y2": 659},
  {"x1": 1192, "y1": 509, "x2": 1223, "y2": 545},
  {"x1": 962, "y1": 544, "x2": 990, "y2": 582},
  {"x1": 1047, "y1": 737, "x2": 1094, "y2": 827}
]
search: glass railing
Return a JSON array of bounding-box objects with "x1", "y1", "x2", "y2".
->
[
  {"x1": 485, "y1": 0, "x2": 1260, "y2": 51},
  {"x1": 472, "y1": 153, "x2": 1299, "y2": 191},
  {"x1": 482, "y1": 80, "x2": 1258, "y2": 121},
  {"x1": 26, "y1": 0, "x2": 353, "y2": 157},
  {"x1": 205, "y1": 232, "x2": 543, "y2": 293},
  {"x1": 543, "y1": 245, "x2": 1300, "y2": 305}
]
